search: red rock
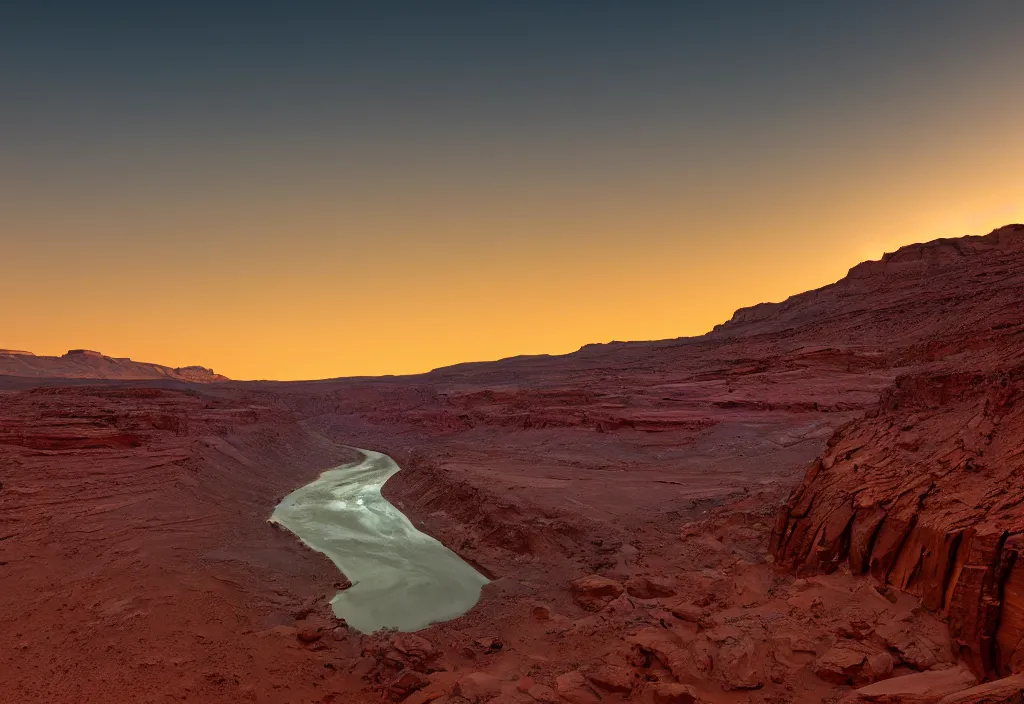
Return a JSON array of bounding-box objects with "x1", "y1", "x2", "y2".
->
[
  {"x1": 404, "y1": 690, "x2": 450, "y2": 704},
  {"x1": 554, "y1": 671, "x2": 601, "y2": 704},
  {"x1": 525, "y1": 684, "x2": 561, "y2": 704},
  {"x1": 716, "y1": 636, "x2": 765, "y2": 690},
  {"x1": 838, "y1": 619, "x2": 875, "y2": 641},
  {"x1": 455, "y1": 672, "x2": 503, "y2": 703},
  {"x1": 393, "y1": 634, "x2": 438, "y2": 663},
  {"x1": 586, "y1": 664, "x2": 633, "y2": 693},
  {"x1": 775, "y1": 362, "x2": 1024, "y2": 680},
  {"x1": 627, "y1": 628, "x2": 700, "y2": 682},
  {"x1": 669, "y1": 602, "x2": 703, "y2": 623},
  {"x1": 651, "y1": 683, "x2": 699, "y2": 704},
  {"x1": 472, "y1": 637, "x2": 503, "y2": 653},
  {"x1": 296, "y1": 627, "x2": 323, "y2": 644},
  {"x1": 292, "y1": 595, "x2": 324, "y2": 620},
  {"x1": 625, "y1": 575, "x2": 677, "y2": 599},
  {"x1": 813, "y1": 640, "x2": 894, "y2": 687},
  {"x1": 571, "y1": 575, "x2": 625, "y2": 611},
  {"x1": 875, "y1": 623, "x2": 950, "y2": 671},
  {"x1": 350, "y1": 656, "x2": 378, "y2": 679},
  {"x1": 530, "y1": 603, "x2": 553, "y2": 621},
  {"x1": 404, "y1": 673, "x2": 460, "y2": 704},
  {"x1": 388, "y1": 669, "x2": 430, "y2": 701},
  {"x1": 935, "y1": 673, "x2": 1024, "y2": 703},
  {"x1": 481, "y1": 694, "x2": 533, "y2": 704},
  {"x1": 601, "y1": 594, "x2": 635, "y2": 615},
  {"x1": 847, "y1": 665, "x2": 977, "y2": 702}
]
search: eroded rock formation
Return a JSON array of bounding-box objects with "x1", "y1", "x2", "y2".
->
[{"x1": 773, "y1": 365, "x2": 1024, "y2": 678}]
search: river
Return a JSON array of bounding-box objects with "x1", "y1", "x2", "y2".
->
[{"x1": 270, "y1": 448, "x2": 488, "y2": 632}]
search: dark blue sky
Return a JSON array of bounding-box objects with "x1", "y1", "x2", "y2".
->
[{"x1": 4, "y1": 2, "x2": 1022, "y2": 140}]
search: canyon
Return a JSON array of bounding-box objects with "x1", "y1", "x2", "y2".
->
[{"x1": 1, "y1": 224, "x2": 1023, "y2": 703}]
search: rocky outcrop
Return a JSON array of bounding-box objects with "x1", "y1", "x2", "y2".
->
[
  {"x1": 845, "y1": 665, "x2": 978, "y2": 703},
  {"x1": 571, "y1": 575, "x2": 625, "y2": 611},
  {"x1": 936, "y1": 673, "x2": 1024, "y2": 703},
  {"x1": 813, "y1": 640, "x2": 895, "y2": 687},
  {"x1": 713, "y1": 224, "x2": 1024, "y2": 351},
  {"x1": 773, "y1": 363, "x2": 1024, "y2": 679}
]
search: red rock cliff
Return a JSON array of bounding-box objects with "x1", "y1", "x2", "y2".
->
[
  {"x1": 772, "y1": 363, "x2": 1024, "y2": 678},
  {"x1": 768, "y1": 225, "x2": 1024, "y2": 681}
]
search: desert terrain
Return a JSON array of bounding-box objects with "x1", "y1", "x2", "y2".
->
[{"x1": 2, "y1": 225, "x2": 1024, "y2": 703}]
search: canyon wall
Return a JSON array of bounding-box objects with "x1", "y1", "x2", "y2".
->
[{"x1": 773, "y1": 363, "x2": 1024, "y2": 678}]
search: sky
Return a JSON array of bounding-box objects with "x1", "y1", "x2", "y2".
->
[{"x1": 2, "y1": 2, "x2": 1023, "y2": 380}]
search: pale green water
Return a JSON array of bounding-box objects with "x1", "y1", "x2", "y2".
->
[{"x1": 270, "y1": 448, "x2": 488, "y2": 633}]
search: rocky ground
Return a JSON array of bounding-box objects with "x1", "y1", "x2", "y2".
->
[{"x1": 1, "y1": 225, "x2": 1023, "y2": 703}]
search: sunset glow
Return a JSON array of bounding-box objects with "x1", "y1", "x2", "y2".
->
[{"x1": 3, "y1": 4, "x2": 1022, "y2": 380}]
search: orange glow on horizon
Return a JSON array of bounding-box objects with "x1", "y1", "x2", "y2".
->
[{"x1": 4, "y1": 115, "x2": 1023, "y2": 381}]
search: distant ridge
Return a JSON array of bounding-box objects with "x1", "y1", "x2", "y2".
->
[
  {"x1": 712, "y1": 224, "x2": 1024, "y2": 337},
  {"x1": 0, "y1": 349, "x2": 228, "y2": 383}
]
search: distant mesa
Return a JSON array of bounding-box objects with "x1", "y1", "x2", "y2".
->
[
  {"x1": 0, "y1": 349, "x2": 228, "y2": 383},
  {"x1": 64, "y1": 349, "x2": 105, "y2": 358}
]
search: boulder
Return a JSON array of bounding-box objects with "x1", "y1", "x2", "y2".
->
[
  {"x1": 571, "y1": 575, "x2": 625, "y2": 611},
  {"x1": 393, "y1": 634, "x2": 438, "y2": 664},
  {"x1": 388, "y1": 669, "x2": 430, "y2": 701},
  {"x1": 838, "y1": 619, "x2": 876, "y2": 641},
  {"x1": 297, "y1": 627, "x2": 323, "y2": 644},
  {"x1": 813, "y1": 640, "x2": 895, "y2": 687},
  {"x1": 601, "y1": 594, "x2": 635, "y2": 615},
  {"x1": 472, "y1": 637, "x2": 504, "y2": 653},
  {"x1": 669, "y1": 602, "x2": 704, "y2": 623},
  {"x1": 876, "y1": 623, "x2": 950, "y2": 671},
  {"x1": 530, "y1": 603, "x2": 554, "y2": 621},
  {"x1": 627, "y1": 628, "x2": 698, "y2": 682},
  {"x1": 716, "y1": 636, "x2": 765, "y2": 690}
]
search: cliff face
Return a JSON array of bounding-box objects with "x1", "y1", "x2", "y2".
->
[
  {"x1": 772, "y1": 355, "x2": 1024, "y2": 678},
  {"x1": 0, "y1": 349, "x2": 227, "y2": 382},
  {"x1": 767, "y1": 226, "x2": 1024, "y2": 680}
]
